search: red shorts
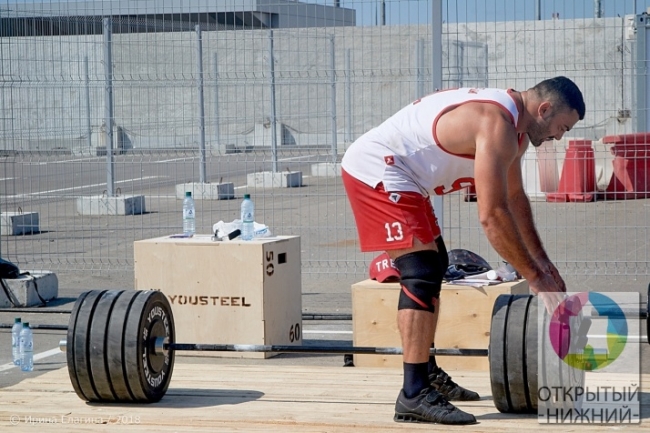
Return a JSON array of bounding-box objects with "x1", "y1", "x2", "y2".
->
[{"x1": 342, "y1": 169, "x2": 441, "y2": 252}]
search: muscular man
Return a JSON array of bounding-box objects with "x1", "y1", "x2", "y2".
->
[{"x1": 341, "y1": 77, "x2": 585, "y2": 425}]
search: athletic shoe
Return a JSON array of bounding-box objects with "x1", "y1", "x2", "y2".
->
[
  {"x1": 394, "y1": 387, "x2": 477, "y2": 425},
  {"x1": 429, "y1": 367, "x2": 481, "y2": 401}
]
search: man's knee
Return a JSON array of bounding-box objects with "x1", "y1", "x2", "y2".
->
[
  {"x1": 435, "y1": 236, "x2": 449, "y2": 271},
  {"x1": 394, "y1": 250, "x2": 444, "y2": 313}
]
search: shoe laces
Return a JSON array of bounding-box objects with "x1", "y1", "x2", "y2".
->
[
  {"x1": 432, "y1": 369, "x2": 458, "y2": 388},
  {"x1": 423, "y1": 388, "x2": 452, "y2": 407}
]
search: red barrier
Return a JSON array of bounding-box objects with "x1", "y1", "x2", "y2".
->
[
  {"x1": 546, "y1": 140, "x2": 596, "y2": 202},
  {"x1": 601, "y1": 133, "x2": 650, "y2": 200}
]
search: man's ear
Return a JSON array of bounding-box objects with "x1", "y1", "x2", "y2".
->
[{"x1": 538, "y1": 101, "x2": 552, "y2": 119}]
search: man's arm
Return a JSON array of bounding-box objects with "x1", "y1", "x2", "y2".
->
[
  {"x1": 506, "y1": 149, "x2": 549, "y2": 263},
  {"x1": 472, "y1": 110, "x2": 544, "y2": 284},
  {"x1": 471, "y1": 107, "x2": 564, "y2": 299},
  {"x1": 506, "y1": 148, "x2": 567, "y2": 291}
]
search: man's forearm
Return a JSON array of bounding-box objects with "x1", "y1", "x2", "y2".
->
[
  {"x1": 480, "y1": 204, "x2": 543, "y2": 282},
  {"x1": 509, "y1": 191, "x2": 549, "y2": 262}
]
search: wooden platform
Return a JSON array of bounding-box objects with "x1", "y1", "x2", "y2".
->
[{"x1": 1, "y1": 364, "x2": 648, "y2": 431}]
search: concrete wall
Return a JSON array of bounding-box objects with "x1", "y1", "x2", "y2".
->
[{"x1": 0, "y1": 16, "x2": 638, "y2": 152}]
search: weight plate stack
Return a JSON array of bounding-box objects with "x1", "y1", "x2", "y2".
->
[
  {"x1": 489, "y1": 294, "x2": 535, "y2": 413},
  {"x1": 66, "y1": 290, "x2": 175, "y2": 403},
  {"x1": 489, "y1": 294, "x2": 586, "y2": 414}
]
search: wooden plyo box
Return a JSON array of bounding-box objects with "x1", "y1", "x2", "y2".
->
[
  {"x1": 352, "y1": 279, "x2": 529, "y2": 370},
  {"x1": 134, "y1": 235, "x2": 302, "y2": 359}
]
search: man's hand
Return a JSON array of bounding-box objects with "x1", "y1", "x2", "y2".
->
[
  {"x1": 537, "y1": 259, "x2": 567, "y2": 292},
  {"x1": 528, "y1": 272, "x2": 566, "y2": 315}
]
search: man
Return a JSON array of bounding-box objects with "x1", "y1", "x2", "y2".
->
[{"x1": 341, "y1": 77, "x2": 585, "y2": 425}]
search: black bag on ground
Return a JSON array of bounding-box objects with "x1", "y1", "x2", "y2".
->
[
  {"x1": 444, "y1": 249, "x2": 492, "y2": 281},
  {"x1": 0, "y1": 258, "x2": 20, "y2": 279}
]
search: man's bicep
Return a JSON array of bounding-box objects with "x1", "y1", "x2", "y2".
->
[{"x1": 473, "y1": 120, "x2": 519, "y2": 208}]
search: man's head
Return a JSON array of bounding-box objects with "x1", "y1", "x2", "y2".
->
[{"x1": 526, "y1": 76, "x2": 585, "y2": 147}]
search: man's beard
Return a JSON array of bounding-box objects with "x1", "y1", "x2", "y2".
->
[{"x1": 528, "y1": 119, "x2": 552, "y2": 147}]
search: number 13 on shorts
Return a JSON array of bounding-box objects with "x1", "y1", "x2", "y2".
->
[{"x1": 385, "y1": 222, "x2": 404, "y2": 242}]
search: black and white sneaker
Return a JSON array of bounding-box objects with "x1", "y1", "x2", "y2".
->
[
  {"x1": 394, "y1": 387, "x2": 477, "y2": 425},
  {"x1": 429, "y1": 368, "x2": 481, "y2": 401}
]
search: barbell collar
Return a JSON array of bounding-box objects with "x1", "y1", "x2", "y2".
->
[{"x1": 153, "y1": 336, "x2": 169, "y2": 357}]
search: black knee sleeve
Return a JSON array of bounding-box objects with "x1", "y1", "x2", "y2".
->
[
  {"x1": 394, "y1": 250, "x2": 444, "y2": 313},
  {"x1": 435, "y1": 236, "x2": 449, "y2": 271}
]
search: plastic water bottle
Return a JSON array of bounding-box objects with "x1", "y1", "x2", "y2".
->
[
  {"x1": 240, "y1": 194, "x2": 254, "y2": 241},
  {"x1": 182, "y1": 191, "x2": 196, "y2": 235},
  {"x1": 11, "y1": 317, "x2": 22, "y2": 365},
  {"x1": 19, "y1": 322, "x2": 33, "y2": 372}
]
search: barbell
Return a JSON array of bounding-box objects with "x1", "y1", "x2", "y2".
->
[{"x1": 59, "y1": 289, "x2": 647, "y2": 414}]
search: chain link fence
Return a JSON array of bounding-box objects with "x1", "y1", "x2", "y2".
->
[{"x1": 1, "y1": 0, "x2": 650, "y2": 291}]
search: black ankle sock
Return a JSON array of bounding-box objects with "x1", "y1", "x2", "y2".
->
[
  {"x1": 428, "y1": 343, "x2": 438, "y2": 375},
  {"x1": 403, "y1": 362, "x2": 430, "y2": 398}
]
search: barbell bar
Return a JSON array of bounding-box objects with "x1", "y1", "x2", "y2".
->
[
  {"x1": 58, "y1": 338, "x2": 488, "y2": 357},
  {"x1": 59, "y1": 289, "x2": 646, "y2": 414},
  {"x1": 59, "y1": 339, "x2": 488, "y2": 357}
]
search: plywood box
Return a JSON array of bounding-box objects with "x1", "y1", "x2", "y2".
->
[
  {"x1": 134, "y1": 235, "x2": 302, "y2": 358},
  {"x1": 352, "y1": 279, "x2": 529, "y2": 370}
]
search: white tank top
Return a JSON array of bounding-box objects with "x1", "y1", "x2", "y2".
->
[{"x1": 341, "y1": 87, "x2": 521, "y2": 196}]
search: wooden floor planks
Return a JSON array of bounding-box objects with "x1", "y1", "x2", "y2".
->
[{"x1": 1, "y1": 364, "x2": 648, "y2": 432}]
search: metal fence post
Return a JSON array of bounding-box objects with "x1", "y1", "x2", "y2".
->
[
  {"x1": 636, "y1": 14, "x2": 648, "y2": 133},
  {"x1": 84, "y1": 56, "x2": 92, "y2": 154},
  {"x1": 345, "y1": 48, "x2": 352, "y2": 144},
  {"x1": 195, "y1": 25, "x2": 207, "y2": 183},
  {"x1": 103, "y1": 17, "x2": 115, "y2": 196},
  {"x1": 431, "y1": 0, "x2": 443, "y2": 233},
  {"x1": 268, "y1": 30, "x2": 278, "y2": 173},
  {"x1": 330, "y1": 34, "x2": 337, "y2": 163},
  {"x1": 415, "y1": 39, "x2": 424, "y2": 99},
  {"x1": 213, "y1": 53, "x2": 220, "y2": 146}
]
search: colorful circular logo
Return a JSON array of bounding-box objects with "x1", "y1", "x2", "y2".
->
[{"x1": 548, "y1": 292, "x2": 628, "y2": 371}]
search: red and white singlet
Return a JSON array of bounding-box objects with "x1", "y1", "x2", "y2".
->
[{"x1": 341, "y1": 87, "x2": 521, "y2": 196}]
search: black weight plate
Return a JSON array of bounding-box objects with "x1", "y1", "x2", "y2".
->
[
  {"x1": 539, "y1": 303, "x2": 559, "y2": 413},
  {"x1": 66, "y1": 290, "x2": 91, "y2": 401},
  {"x1": 525, "y1": 296, "x2": 539, "y2": 411},
  {"x1": 489, "y1": 294, "x2": 513, "y2": 413},
  {"x1": 88, "y1": 290, "x2": 124, "y2": 401},
  {"x1": 505, "y1": 295, "x2": 534, "y2": 413},
  {"x1": 123, "y1": 290, "x2": 175, "y2": 403},
  {"x1": 106, "y1": 290, "x2": 141, "y2": 402},
  {"x1": 71, "y1": 290, "x2": 107, "y2": 402}
]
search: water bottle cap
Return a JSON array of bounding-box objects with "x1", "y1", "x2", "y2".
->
[
  {"x1": 185, "y1": 191, "x2": 192, "y2": 197},
  {"x1": 14, "y1": 317, "x2": 21, "y2": 323},
  {"x1": 23, "y1": 322, "x2": 29, "y2": 327},
  {"x1": 244, "y1": 194, "x2": 250, "y2": 199}
]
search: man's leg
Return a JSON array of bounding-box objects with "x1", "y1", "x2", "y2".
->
[
  {"x1": 389, "y1": 242, "x2": 475, "y2": 424},
  {"x1": 388, "y1": 240, "x2": 442, "y2": 397},
  {"x1": 397, "y1": 308, "x2": 437, "y2": 396},
  {"x1": 426, "y1": 236, "x2": 480, "y2": 401},
  {"x1": 427, "y1": 303, "x2": 441, "y2": 372},
  {"x1": 340, "y1": 172, "x2": 475, "y2": 424},
  {"x1": 427, "y1": 236, "x2": 447, "y2": 374}
]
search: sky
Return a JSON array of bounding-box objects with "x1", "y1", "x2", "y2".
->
[
  {"x1": 323, "y1": 0, "x2": 648, "y2": 26},
  {"x1": 1, "y1": 0, "x2": 647, "y2": 26}
]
